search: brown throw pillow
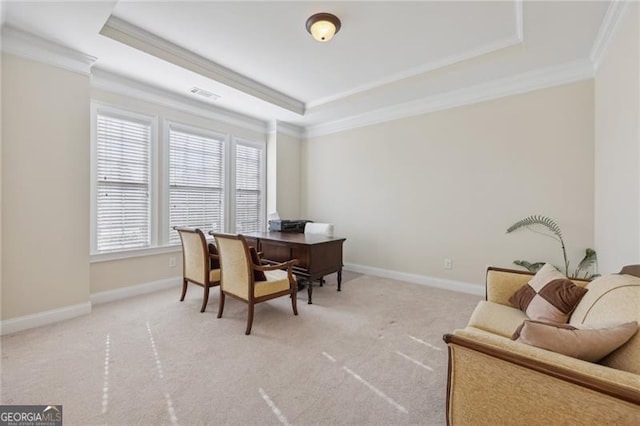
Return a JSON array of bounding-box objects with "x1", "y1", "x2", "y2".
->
[
  {"x1": 512, "y1": 320, "x2": 638, "y2": 362},
  {"x1": 509, "y1": 263, "x2": 587, "y2": 323},
  {"x1": 207, "y1": 243, "x2": 220, "y2": 269},
  {"x1": 249, "y1": 247, "x2": 267, "y2": 282}
]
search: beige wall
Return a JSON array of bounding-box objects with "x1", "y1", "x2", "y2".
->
[
  {"x1": 91, "y1": 253, "x2": 182, "y2": 294},
  {"x1": 302, "y1": 81, "x2": 595, "y2": 285},
  {"x1": 0, "y1": 29, "x2": 4, "y2": 316},
  {"x1": 266, "y1": 128, "x2": 301, "y2": 220},
  {"x1": 1, "y1": 53, "x2": 90, "y2": 319},
  {"x1": 267, "y1": 131, "x2": 277, "y2": 216},
  {"x1": 594, "y1": 3, "x2": 640, "y2": 274},
  {"x1": 275, "y1": 132, "x2": 301, "y2": 219}
]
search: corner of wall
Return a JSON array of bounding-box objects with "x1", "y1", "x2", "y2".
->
[
  {"x1": 266, "y1": 130, "x2": 278, "y2": 217},
  {"x1": 0, "y1": 46, "x2": 3, "y2": 321},
  {"x1": 593, "y1": 1, "x2": 640, "y2": 274},
  {"x1": 266, "y1": 123, "x2": 303, "y2": 220},
  {"x1": 2, "y1": 52, "x2": 91, "y2": 322}
]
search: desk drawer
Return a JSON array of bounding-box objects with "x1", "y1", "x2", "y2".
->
[{"x1": 260, "y1": 240, "x2": 310, "y2": 269}]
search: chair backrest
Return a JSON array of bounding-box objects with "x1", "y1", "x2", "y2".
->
[
  {"x1": 305, "y1": 222, "x2": 334, "y2": 237},
  {"x1": 213, "y1": 233, "x2": 252, "y2": 300},
  {"x1": 176, "y1": 227, "x2": 209, "y2": 285}
]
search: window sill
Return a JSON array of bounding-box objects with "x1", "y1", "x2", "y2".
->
[{"x1": 90, "y1": 245, "x2": 182, "y2": 263}]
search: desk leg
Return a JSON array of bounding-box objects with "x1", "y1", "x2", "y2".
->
[
  {"x1": 337, "y1": 269, "x2": 342, "y2": 291},
  {"x1": 307, "y1": 280, "x2": 313, "y2": 304}
]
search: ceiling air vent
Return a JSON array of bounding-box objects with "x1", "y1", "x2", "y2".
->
[{"x1": 189, "y1": 87, "x2": 220, "y2": 100}]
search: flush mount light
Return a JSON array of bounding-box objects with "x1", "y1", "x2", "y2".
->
[{"x1": 306, "y1": 13, "x2": 341, "y2": 42}]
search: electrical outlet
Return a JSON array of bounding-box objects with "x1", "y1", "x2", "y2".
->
[
  {"x1": 169, "y1": 257, "x2": 177, "y2": 268},
  {"x1": 444, "y1": 258, "x2": 453, "y2": 270}
]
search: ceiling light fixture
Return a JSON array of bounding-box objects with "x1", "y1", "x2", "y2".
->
[{"x1": 306, "y1": 13, "x2": 341, "y2": 42}]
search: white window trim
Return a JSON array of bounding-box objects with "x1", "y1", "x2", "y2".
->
[
  {"x1": 162, "y1": 120, "x2": 230, "y2": 245},
  {"x1": 90, "y1": 102, "x2": 267, "y2": 262},
  {"x1": 90, "y1": 245, "x2": 182, "y2": 263},
  {"x1": 231, "y1": 136, "x2": 267, "y2": 234},
  {"x1": 90, "y1": 102, "x2": 158, "y2": 257}
]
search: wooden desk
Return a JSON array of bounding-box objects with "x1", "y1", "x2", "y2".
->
[{"x1": 242, "y1": 232, "x2": 346, "y2": 304}]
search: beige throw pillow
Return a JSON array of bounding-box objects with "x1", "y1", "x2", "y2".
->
[
  {"x1": 512, "y1": 320, "x2": 638, "y2": 362},
  {"x1": 509, "y1": 263, "x2": 587, "y2": 323}
]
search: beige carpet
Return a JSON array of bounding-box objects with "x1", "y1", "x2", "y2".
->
[{"x1": 0, "y1": 272, "x2": 480, "y2": 425}]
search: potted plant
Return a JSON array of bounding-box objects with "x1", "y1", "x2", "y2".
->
[{"x1": 506, "y1": 215, "x2": 598, "y2": 279}]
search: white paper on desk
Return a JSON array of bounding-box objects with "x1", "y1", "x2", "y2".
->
[{"x1": 268, "y1": 212, "x2": 280, "y2": 221}]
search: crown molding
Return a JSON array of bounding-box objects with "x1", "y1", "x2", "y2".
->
[
  {"x1": 268, "y1": 120, "x2": 304, "y2": 139},
  {"x1": 278, "y1": 121, "x2": 304, "y2": 139},
  {"x1": 306, "y1": 0, "x2": 524, "y2": 110},
  {"x1": 306, "y1": 35, "x2": 522, "y2": 110},
  {"x1": 1, "y1": 25, "x2": 96, "y2": 75},
  {"x1": 305, "y1": 59, "x2": 594, "y2": 139},
  {"x1": 100, "y1": 16, "x2": 305, "y2": 116},
  {"x1": 590, "y1": 0, "x2": 631, "y2": 71},
  {"x1": 91, "y1": 67, "x2": 268, "y2": 134}
]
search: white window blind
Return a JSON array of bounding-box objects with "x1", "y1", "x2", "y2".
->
[
  {"x1": 96, "y1": 114, "x2": 151, "y2": 252},
  {"x1": 169, "y1": 128, "x2": 225, "y2": 244},
  {"x1": 235, "y1": 143, "x2": 264, "y2": 233}
]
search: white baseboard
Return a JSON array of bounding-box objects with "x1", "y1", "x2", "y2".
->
[
  {"x1": 0, "y1": 270, "x2": 473, "y2": 336},
  {"x1": 0, "y1": 302, "x2": 92, "y2": 336},
  {"x1": 90, "y1": 276, "x2": 181, "y2": 305},
  {"x1": 1, "y1": 277, "x2": 182, "y2": 335},
  {"x1": 343, "y1": 263, "x2": 484, "y2": 296}
]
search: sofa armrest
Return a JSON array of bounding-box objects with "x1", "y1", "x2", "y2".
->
[{"x1": 443, "y1": 329, "x2": 640, "y2": 425}]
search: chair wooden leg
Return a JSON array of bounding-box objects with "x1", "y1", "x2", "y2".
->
[
  {"x1": 319, "y1": 277, "x2": 324, "y2": 287},
  {"x1": 245, "y1": 303, "x2": 255, "y2": 335},
  {"x1": 180, "y1": 279, "x2": 188, "y2": 301},
  {"x1": 217, "y1": 291, "x2": 225, "y2": 318},
  {"x1": 291, "y1": 287, "x2": 298, "y2": 316},
  {"x1": 201, "y1": 286, "x2": 210, "y2": 313}
]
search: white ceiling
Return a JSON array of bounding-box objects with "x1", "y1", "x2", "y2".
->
[{"x1": 2, "y1": 0, "x2": 611, "y2": 131}]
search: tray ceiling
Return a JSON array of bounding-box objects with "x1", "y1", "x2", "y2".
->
[{"x1": 2, "y1": 1, "x2": 611, "y2": 131}]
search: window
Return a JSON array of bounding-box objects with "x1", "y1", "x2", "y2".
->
[
  {"x1": 168, "y1": 127, "x2": 225, "y2": 244},
  {"x1": 235, "y1": 141, "x2": 264, "y2": 233},
  {"x1": 95, "y1": 112, "x2": 152, "y2": 252},
  {"x1": 91, "y1": 103, "x2": 266, "y2": 258}
]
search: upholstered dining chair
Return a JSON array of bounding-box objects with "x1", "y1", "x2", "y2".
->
[
  {"x1": 212, "y1": 233, "x2": 298, "y2": 335},
  {"x1": 304, "y1": 222, "x2": 334, "y2": 287},
  {"x1": 175, "y1": 227, "x2": 221, "y2": 313},
  {"x1": 304, "y1": 222, "x2": 334, "y2": 237}
]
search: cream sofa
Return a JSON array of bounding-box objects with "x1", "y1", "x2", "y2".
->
[{"x1": 444, "y1": 266, "x2": 640, "y2": 425}]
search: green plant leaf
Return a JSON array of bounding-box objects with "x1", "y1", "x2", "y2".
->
[
  {"x1": 507, "y1": 215, "x2": 569, "y2": 275},
  {"x1": 577, "y1": 248, "x2": 597, "y2": 270},
  {"x1": 506, "y1": 215, "x2": 563, "y2": 239},
  {"x1": 513, "y1": 260, "x2": 545, "y2": 272},
  {"x1": 574, "y1": 248, "x2": 598, "y2": 278}
]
